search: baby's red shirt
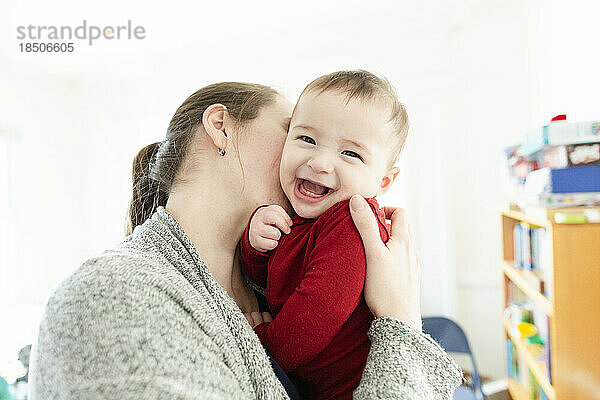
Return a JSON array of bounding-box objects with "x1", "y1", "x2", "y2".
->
[{"x1": 240, "y1": 198, "x2": 389, "y2": 400}]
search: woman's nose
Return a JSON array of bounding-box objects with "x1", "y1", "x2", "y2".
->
[{"x1": 307, "y1": 155, "x2": 334, "y2": 174}]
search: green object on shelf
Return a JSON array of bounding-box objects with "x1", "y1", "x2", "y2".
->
[
  {"x1": 525, "y1": 333, "x2": 545, "y2": 346},
  {"x1": 554, "y1": 212, "x2": 587, "y2": 224}
]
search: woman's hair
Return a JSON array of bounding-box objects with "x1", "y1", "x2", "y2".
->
[{"x1": 125, "y1": 82, "x2": 279, "y2": 236}]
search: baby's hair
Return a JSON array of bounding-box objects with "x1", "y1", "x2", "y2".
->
[{"x1": 299, "y1": 70, "x2": 409, "y2": 167}]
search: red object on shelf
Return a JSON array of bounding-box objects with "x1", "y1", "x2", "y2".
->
[{"x1": 551, "y1": 114, "x2": 567, "y2": 122}]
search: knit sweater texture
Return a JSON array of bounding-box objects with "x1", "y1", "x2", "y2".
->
[{"x1": 29, "y1": 206, "x2": 462, "y2": 399}]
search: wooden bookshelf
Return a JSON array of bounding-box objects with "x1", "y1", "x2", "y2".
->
[
  {"x1": 502, "y1": 261, "x2": 553, "y2": 316},
  {"x1": 503, "y1": 208, "x2": 551, "y2": 229},
  {"x1": 507, "y1": 379, "x2": 529, "y2": 400},
  {"x1": 502, "y1": 207, "x2": 600, "y2": 400}
]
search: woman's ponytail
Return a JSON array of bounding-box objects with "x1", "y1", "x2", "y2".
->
[{"x1": 125, "y1": 142, "x2": 169, "y2": 236}]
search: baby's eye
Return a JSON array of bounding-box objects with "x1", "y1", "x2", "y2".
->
[
  {"x1": 299, "y1": 135, "x2": 316, "y2": 145},
  {"x1": 341, "y1": 150, "x2": 363, "y2": 161}
]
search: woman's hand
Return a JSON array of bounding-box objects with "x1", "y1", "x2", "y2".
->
[
  {"x1": 349, "y1": 195, "x2": 422, "y2": 331},
  {"x1": 244, "y1": 311, "x2": 273, "y2": 328}
]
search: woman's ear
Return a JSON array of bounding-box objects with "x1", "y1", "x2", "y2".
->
[
  {"x1": 377, "y1": 167, "x2": 400, "y2": 196},
  {"x1": 202, "y1": 104, "x2": 229, "y2": 152}
]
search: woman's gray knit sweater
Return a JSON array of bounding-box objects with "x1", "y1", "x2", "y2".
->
[{"x1": 29, "y1": 206, "x2": 462, "y2": 399}]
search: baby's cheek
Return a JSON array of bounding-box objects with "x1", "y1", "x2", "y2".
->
[
  {"x1": 278, "y1": 150, "x2": 292, "y2": 175},
  {"x1": 348, "y1": 175, "x2": 379, "y2": 198},
  {"x1": 344, "y1": 171, "x2": 367, "y2": 191}
]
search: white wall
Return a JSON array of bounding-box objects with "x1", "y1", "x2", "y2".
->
[
  {"x1": 1, "y1": 0, "x2": 598, "y2": 381},
  {"x1": 440, "y1": 1, "x2": 544, "y2": 379}
]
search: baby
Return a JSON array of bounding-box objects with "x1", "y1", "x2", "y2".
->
[{"x1": 240, "y1": 70, "x2": 409, "y2": 399}]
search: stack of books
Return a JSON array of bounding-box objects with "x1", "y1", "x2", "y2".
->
[
  {"x1": 513, "y1": 223, "x2": 552, "y2": 299},
  {"x1": 505, "y1": 283, "x2": 552, "y2": 400},
  {"x1": 504, "y1": 116, "x2": 600, "y2": 208}
]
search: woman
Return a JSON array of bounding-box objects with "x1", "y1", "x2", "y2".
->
[{"x1": 29, "y1": 82, "x2": 461, "y2": 399}]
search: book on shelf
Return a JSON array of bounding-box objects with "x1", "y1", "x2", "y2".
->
[
  {"x1": 505, "y1": 289, "x2": 552, "y2": 399},
  {"x1": 504, "y1": 116, "x2": 600, "y2": 209},
  {"x1": 532, "y1": 142, "x2": 600, "y2": 169},
  {"x1": 529, "y1": 371, "x2": 550, "y2": 400},
  {"x1": 524, "y1": 192, "x2": 600, "y2": 208},
  {"x1": 531, "y1": 305, "x2": 551, "y2": 383},
  {"x1": 523, "y1": 119, "x2": 600, "y2": 155},
  {"x1": 512, "y1": 224, "x2": 553, "y2": 299},
  {"x1": 506, "y1": 337, "x2": 550, "y2": 400},
  {"x1": 525, "y1": 165, "x2": 600, "y2": 194},
  {"x1": 507, "y1": 339, "x2": 517, "y2": 379}
]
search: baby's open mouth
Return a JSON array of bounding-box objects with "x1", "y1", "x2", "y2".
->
[{"x1": 294, "y1": 178, "x2": 333, "y2": 203}]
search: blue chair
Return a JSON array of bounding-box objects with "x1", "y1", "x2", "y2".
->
[{"x1": 422, "y1": 317, "x2": 486, "y2": 400}]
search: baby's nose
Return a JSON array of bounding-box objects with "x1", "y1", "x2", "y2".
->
[{"x1": 307, "y1": 156, "x2": 334, "y2": 174}]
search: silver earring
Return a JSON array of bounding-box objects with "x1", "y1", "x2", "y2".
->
[{"x1": 218, "y1": 148, "x2": 226, "y2": 156}]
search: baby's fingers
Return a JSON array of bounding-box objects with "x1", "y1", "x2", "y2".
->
[
  {"x1": 263, "y1": 208, "x2": 292, "y2": 234},
  {"x1": 257, "y1": 224, "x2": 282, "y2": 241},
  {"x1": 262, "y1": 312, "x2": 273, "y2": 323},
  {"x1": 254, "y1": 237, "x2": 278, "y2": 251},
  {"x1": 269, "y1": 205, "x2": 293, "y2": 225}
]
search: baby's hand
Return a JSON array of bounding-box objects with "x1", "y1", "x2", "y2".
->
[
  {"x1": 244, "y1": 311, "x2": 273, "y2": 328},
  {"x1": 249, "y1": 205, "x2": 293, "y2": 252}
]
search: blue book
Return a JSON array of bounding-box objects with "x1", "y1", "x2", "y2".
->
[
  {"x1": 506, "y1": 339, "x2": 513, "y2": 378},
  {"x1": 520, "y1": 223, "x2": 532, "y2": 269},
  {"x1": 551, "y1": 165, "x2": 600, "y2": 193},
  {"x1": 513, "y1": 224, "x2": 523, "y2": 269}
]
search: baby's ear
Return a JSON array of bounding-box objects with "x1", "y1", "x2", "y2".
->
[{"x1": 377, "y1": 167, "x2": 400, "y2": 196}]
